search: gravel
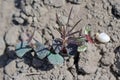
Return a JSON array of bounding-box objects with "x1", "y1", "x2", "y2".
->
[
  {"x1": 5, "y1": 26, "x2": 19, "y2": 46},
  {"x1": 0, "y1": 37, "x2": 6, "y2": 56}
]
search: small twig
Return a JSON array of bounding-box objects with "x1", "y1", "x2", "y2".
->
[
  {"x1": 8, "y1": 72, "x2": 41, "y2": 79},
  {"x1": 66, "y1": 30, "x2": 80, "y2": 37},
  {"x1": 66, "y1": 6, "x2": 73, "y2": 33},
  {"x1": 68, "y1": 19, "x2": 82, "y2": 34},
  {"x1": 27, "y1": 27, "x2": 36, "y2": 44},
  {"x1": 61, "y1": 26, "x2": 66, "y2": 39},
  {"x1": 25, "y1": 72, "x2": 41, "y2": 76},
  {"x1": 66, "y1": 6, "x2": 73, "y2": 26}
]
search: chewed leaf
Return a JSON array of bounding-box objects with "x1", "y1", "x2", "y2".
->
[
  {"x1": 48, "y1": 53, "x2": 64, "y2": 65},
  {"x1": 52, "y1": 39, "x2": 62, "y2": 54},
  {"x1": 77, "y1": 45, "x2": 87, "y2": 52},
  {"x1": 85, "y1": 27, "x2": 90, "y2": 35},
  {"x1": 15, "y1": 41, "x2": 32, "y2": 58},
  {"x1": 34, "y1": 40, "x2": 50, "y2": 59},
  {"x1": 66, "y1": 43, "x2": 78, "y2": 56}
]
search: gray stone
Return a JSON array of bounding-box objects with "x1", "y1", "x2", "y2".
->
[
  {"x1": 67, "y1": 0, "x2": 82, "y2": 4},
  {"x1": 14, "y1": 11, "x2": 20, "y2": 17},
  {"x1": 4, "y1": 74, "x2": 12, "y2": 80},
  {"x1": 111, "y1": 34, "x2": 118, "y2": 42},
  {"x1": 78, "y1": 44, "x2": 101, "y2": 74},
  {"x1": 57, "y1": 14, "x2": 74, "y2": 26},
  {"x1": 33, "y1": 3, "x2": 48, "y2": 16},
  {"x1": 33, "y1": 31, "x2": 43, "y2": 43},
  {"x1": 27, "y1": 16, "x2": 33, "y2": 24},
  {"x1": 51, "y1": 28, "x2": 61, "y2": 39},
  {"x1": 44, "y1": 0, "x2": 65, "y2": 8},
  {"x1": 101, "y1": 52, "x2": 115, "y2": 66},
  {"x1": 16, "y1": 61, "x2": 29, "y2": 69},
  {"x1": 22, "y1": 5, "x2": 33, "y2": 16},
  {"x1": 87, "y1": 14, "x2": 92, "y2": 19},
  {"x1": 20, "y1": 12, "x2": 28, "y2": 19},
  {"x1": 5, "y1": 60, "x2": 17, "y2": 76},
  {"x1": 0, "y1": 37, "x2": 5, "y2": 56},
  {"x1": 5, "y1": 27, "x2": 19, "y2": 46},
  {"x1": 112, "y1": 2, "x2": 120, "y2": 19},
  {"x1": 13, "y1": 17, "x2": 24, "y2": 24},
  {"x1": 63, "y1": 70, "x2": 73, "y2": 80},
  {"x1": 68, "y1": 67, "x2": 78, "y2": 80},
  {"x1": 66, "y1": 57, "x2": 74, "y2": 68},
  {"x1": 78, "y1": 75, "x2": 84, "y2": 80},
  {"x1": 94, "y1": 68, "x2": 116, "y2": 80},
  {"x1": 112, "y1": 46, "x2": 120, "y2": 75},
  {"x1": 57, "y1": 15, "x2": 68, "y2": 26},
  {"x1": 14, "y1": 74, "x2": 28, "y2": 80},
  {"x1": 99, "y1": 44, "x2": 107, "y2": 53},
  {"x1": 0, "y1": 69, "x2": 4, "y2": 80},
  {"x1": 24, "y1": 0, "x2": 34, "y2": 5}
]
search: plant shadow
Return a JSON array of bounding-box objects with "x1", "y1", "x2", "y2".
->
[
  {"x1": 74, "y1": 52, "x2": 86, "y2": 75},
  {"x1": 14, "y1": 0, "x2": 22, "y2": 9},
  {"x1": 0, "y1": 47, "x2": 17, "y2": 68},
  {"x1": 0, "y1": 48, "x2": 54, "y2": 71},
  {"x1": 114, "y1": 46, "x2": 120, "y2": 54},
  {"x1": 23, "y1": 51, "x2": 54, "y2": 71}
]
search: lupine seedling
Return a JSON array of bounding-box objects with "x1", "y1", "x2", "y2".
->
[
  {"x1": 15, "y1": 7, "x2": 94, "y2": 65},
  {"x1": 55, "y1": 7, "x2": 83, "y2": 56}
]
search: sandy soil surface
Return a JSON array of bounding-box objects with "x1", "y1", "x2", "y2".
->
[{"x1": 0, "y1": 0, "x2": 120, "y2": 80}]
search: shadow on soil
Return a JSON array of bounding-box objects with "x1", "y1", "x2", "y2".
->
[
  {"x1": 0, "y1": 48, "x2": 54, "y2": 71},
  {"x1": 0, "y1": 32, "x2": 54, "y2": 71}
]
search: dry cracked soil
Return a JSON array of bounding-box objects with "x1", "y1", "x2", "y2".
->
[{"x1": 0, "y1": 0, "x2": 120, "y2": 80}]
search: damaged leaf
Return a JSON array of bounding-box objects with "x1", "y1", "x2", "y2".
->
[
  {"x1": 34, "y1": 40, "x2": 50, "y2": 59},
  {"x1": 15, "y1": 41, "x2": 32, "y2": 58}
]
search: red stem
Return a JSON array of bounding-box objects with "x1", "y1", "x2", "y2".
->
[{"x1": 85, "y1": 35, "x2": 94, "y2": 43}]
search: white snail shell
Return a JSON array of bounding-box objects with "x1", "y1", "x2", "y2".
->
[{"x1": 96, "y1": 32, "x2": 110, "y2": 43}]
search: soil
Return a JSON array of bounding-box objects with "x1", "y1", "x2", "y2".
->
[{"x1": 0, "y1": 0, "x2": 120, "y2": 80}]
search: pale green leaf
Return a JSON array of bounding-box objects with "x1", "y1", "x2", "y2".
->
[
  {"x1": 48, "y1": 53, "x2": 64, "y2": 65},
  {"x1": 77, "y1": 45, "x2": 87, "y2": 52}
]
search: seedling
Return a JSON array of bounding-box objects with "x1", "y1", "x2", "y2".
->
[
  {"x1": 15, "y1": 7, "x2": 94, "y2": 65},
  {"x1": 55, "y1": 9, "x2": 94, "y2": 54}
]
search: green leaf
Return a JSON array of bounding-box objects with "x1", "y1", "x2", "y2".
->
[
  {"x1": 77, "y1": 45, "x2": 87, "y2": 52},
  {"x1": 15, "y1": 41, "x2": 32, "y2": 58},
  {"x1": 34, "y1": 40, "x2": 50, "y2": 59},
  {"x1": 48, "y1": 53, "x2": 64, "y2": 65},
  {"x1": 85, "y1": 27, "x2": 90, "y2": 35}
]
